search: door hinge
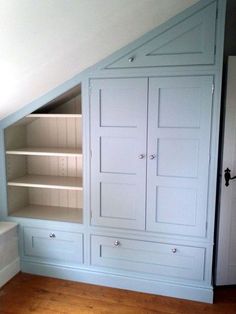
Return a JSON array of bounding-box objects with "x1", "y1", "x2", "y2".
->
[
  {"x1": 90, "y1": 149, "x2": 92, "y2": 158},
  {"x1": 214, "y1": 44, "x2": 217, "y2": 55},
  {"x1": 212, "y1": 84, "x2": 215, "y2": 95},
  {"x1": 206, "y1": 221, "x2": 208, "y2": 233},
  {"x1": 216, "y1": 8, "x2": 218, "y2": 20},
  {"x1": 90, "y1": 210, "x2": 92, "y2": 219}
]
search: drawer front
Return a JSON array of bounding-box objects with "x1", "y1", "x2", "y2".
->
[
  {"x1": 24, "y1": 227, "x2": 83, "y2": 264},
  {"x1": 91, "y1": 235, "x2": 205, "y2": 281}
]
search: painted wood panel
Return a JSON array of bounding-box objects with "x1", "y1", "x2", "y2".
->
[
  {"x1": 27, "y1": 117, "x2": 82, "y2": 149},
  {"x1": 5, "y1": 125, "x2": 27, "y2": 150},
  {"x1": 91, "y1": 235, "x2": 206, "y2": 281},
  {"x1": 216, "y1": 57, "x2": 236, "y2": 285},
  {"x1": 8, "y1": 174, "x2": 82, "y2": 190},
  {"x1": 147, "y1": 76, "x2": 213, "y2": 237},
  {"x1": 105, "y1": 1, "x2": 216, "y2": 69},
  {"x1": 6, "y1": 155, "x2": 82, "y2": 179},
  {"x1": 24, "y1": 227, "x2": 83, "y2": 264},
  {"x1": 10, "y1": 205, "x2": 83, "y2": 223},
  {"x1": 12, "y1": 187, "x2": 81, "y2": 212},
  {"x1": 90, "y1": 78, "x2": 147, "y2": 230}
]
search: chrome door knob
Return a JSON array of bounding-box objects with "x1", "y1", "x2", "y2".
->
[
  {"x1": 149, "y1": 154, "x2": 156, "y2": 160},
  {"x1": 171, "y1": 248, "x2": 177, "y2": 253},
  {"x1": 49, "y1": 233, "x2": 56, "y2": 238},
  {"x1": 113, "y1": 240, "x2": 121, "y2": 247},
  {"x1": 128, "y1": 56, "x2": 135, "y2": 63},
  {"x1": 138, "y1": 154, "x2": 145, "y2": 159}
]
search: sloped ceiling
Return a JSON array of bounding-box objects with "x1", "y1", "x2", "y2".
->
[{"x1": 0, "y1": 0, "x2": 198, "y2": 120}]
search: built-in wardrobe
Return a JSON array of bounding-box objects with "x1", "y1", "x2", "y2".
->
[{"x1": 0, "y1": 0, "x2": 226, "y2": 303}]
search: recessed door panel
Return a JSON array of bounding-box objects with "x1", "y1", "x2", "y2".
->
[
  {"x1": 100, "y1": 88, "x2": 142, "y2": 127},
  {"x1": 100, "y1": 182, "x2": 136, "y2": 220},
  {"x1": 100, "y1": 137, "x2": 137, "y2": 174},
  {"x1": 147, "y1": 76, "x2": 213, "y2": 237},
  {"x1": 156, "y1": 186, "x2": 197, "y2": 226},
  {"x1": 157, "y1": 139, "x2": 199, "y2": 178},
  {"x1": 90, "y1": 78, "x2": 147, "y2": 230},
  {"x1": 158, "y1": 87, "x2": 201, "y2": 128}
]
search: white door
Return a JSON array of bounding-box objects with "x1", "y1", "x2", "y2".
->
[
  {"x1": 146, "y1": 76, "x2": 213, "y2": 237},
  {"x1": 90, "y1": 78, "x2": 148, "y2": 230},
  {"x1": 216, "y1": 57, "x2": 236, "y2": 285}
]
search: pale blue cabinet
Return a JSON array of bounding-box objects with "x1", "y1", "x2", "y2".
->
[
  {"x1": 147, "y1": 76, "x2": 213, "y2": 237},
  {"x1": 90, "y1": 76, "x2": 213, "y2": 236},
  {"x1": 0, "y1": 0, "x2": 225, "y2": 303},
  {"x1": 90, "y1": 78, "x2": 148, "y2": 230}
]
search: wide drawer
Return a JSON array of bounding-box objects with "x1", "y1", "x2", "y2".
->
[
  {"x1": 24, "y1": 227, "x2": 83, "y2": 264},
  {"x1": 91, "y1": 235, "x2": 206, "y2": 281}
]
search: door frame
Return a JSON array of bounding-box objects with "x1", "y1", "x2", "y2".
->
[{"x1": 215, "y1": 56, "x2": 236, "y2": 285}]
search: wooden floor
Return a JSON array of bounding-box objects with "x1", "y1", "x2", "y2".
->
[{"x1": 0, "y1": 273, "x2": 236, "y2": 314}]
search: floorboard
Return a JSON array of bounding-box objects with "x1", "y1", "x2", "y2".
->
[{"x1": 0, "y1": 273, "x2": 235, "y2": 314}]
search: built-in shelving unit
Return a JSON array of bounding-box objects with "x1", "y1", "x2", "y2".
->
[{"x1": 5, "y1": 85, "x2": 83, "y2": 223}]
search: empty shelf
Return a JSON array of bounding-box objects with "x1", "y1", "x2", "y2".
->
[
  {"x1": 8, "y1": 175, "x2": 83, "y2": 190},
  {"x1": 10, "y1": 204, "x2": 83, "y2": 223},
  {"x1": 6, "y1": 147, "x2": 82, "y2": 157}
]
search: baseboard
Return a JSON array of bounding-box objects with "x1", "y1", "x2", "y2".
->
[
  {"x1": 0, "y1": 258, "x2": 20, "y2": 288},
  {"x1": 21, "y1": 260, "x2": 213, "y2": 303}
]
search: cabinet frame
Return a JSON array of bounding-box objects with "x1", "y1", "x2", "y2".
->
[{"x1": 0, "y1": 0, "x2": 226, "y2": 303}]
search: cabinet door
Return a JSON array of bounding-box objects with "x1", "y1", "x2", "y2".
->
[
  {"x1": 147, "y1": 76, "x2": 213, "y2": 237},
  {"x1": 90, "y1": 78, "x2": 147, "y2": 230}
]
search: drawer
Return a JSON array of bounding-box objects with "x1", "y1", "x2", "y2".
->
[
  {"x1": 24, "y1": 227, "x2": 83, "y2": 264},
  {"x1": 91, "y1": 235, "x2": 205, "y2": 281}
]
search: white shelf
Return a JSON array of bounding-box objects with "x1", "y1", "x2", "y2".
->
[
  {"x1": 10, "y1": 204, "x2": 83, "y2": 223},
  {"x1": 27, "y1": 114, "x2": 82, "y2": 118},
  {"x1": 8, "y1": 175, "x2": 83, "y2": 190},
  {"x1": 6, "y1": 147, "x2": 82, "y2": 157}
]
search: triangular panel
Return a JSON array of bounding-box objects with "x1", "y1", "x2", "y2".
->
[
  {"x1": 148, "y1": 24, "x2": 203, "y2": 56},
  {"x1": 105, "y1": 1, "x2": 216, "y2": 69}
]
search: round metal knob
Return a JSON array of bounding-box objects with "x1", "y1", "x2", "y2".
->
[
  {"x1": 149, "y1": 154, "x2": 156, "y2": 160},
  {"x1": 171, "y1": 248, "x2": 177, "y2": 253},
  {"x1": 113, "y1": 240, "x2": 120, "y2": 247},
  {"x1": 138, "y1": 154, "x2": 145, "y2": 159},
  {"x1": 49, "y1": 233, "x2": 56, "y2": 238},
  {"x1": 128, "y1": 56, "x2": 135, "y2": 63}
]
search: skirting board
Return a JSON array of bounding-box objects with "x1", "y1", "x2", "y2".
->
[
  {"x1": 21, "y1": 260, "x2": 213, "y2": 303},
  {"x1": 0, "y1": 258, "x2": 20, "y2": 288}
]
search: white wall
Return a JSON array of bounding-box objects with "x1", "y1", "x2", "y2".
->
[{"x1": 0, "y1": 0, "x2": 198, "y2": 120}]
